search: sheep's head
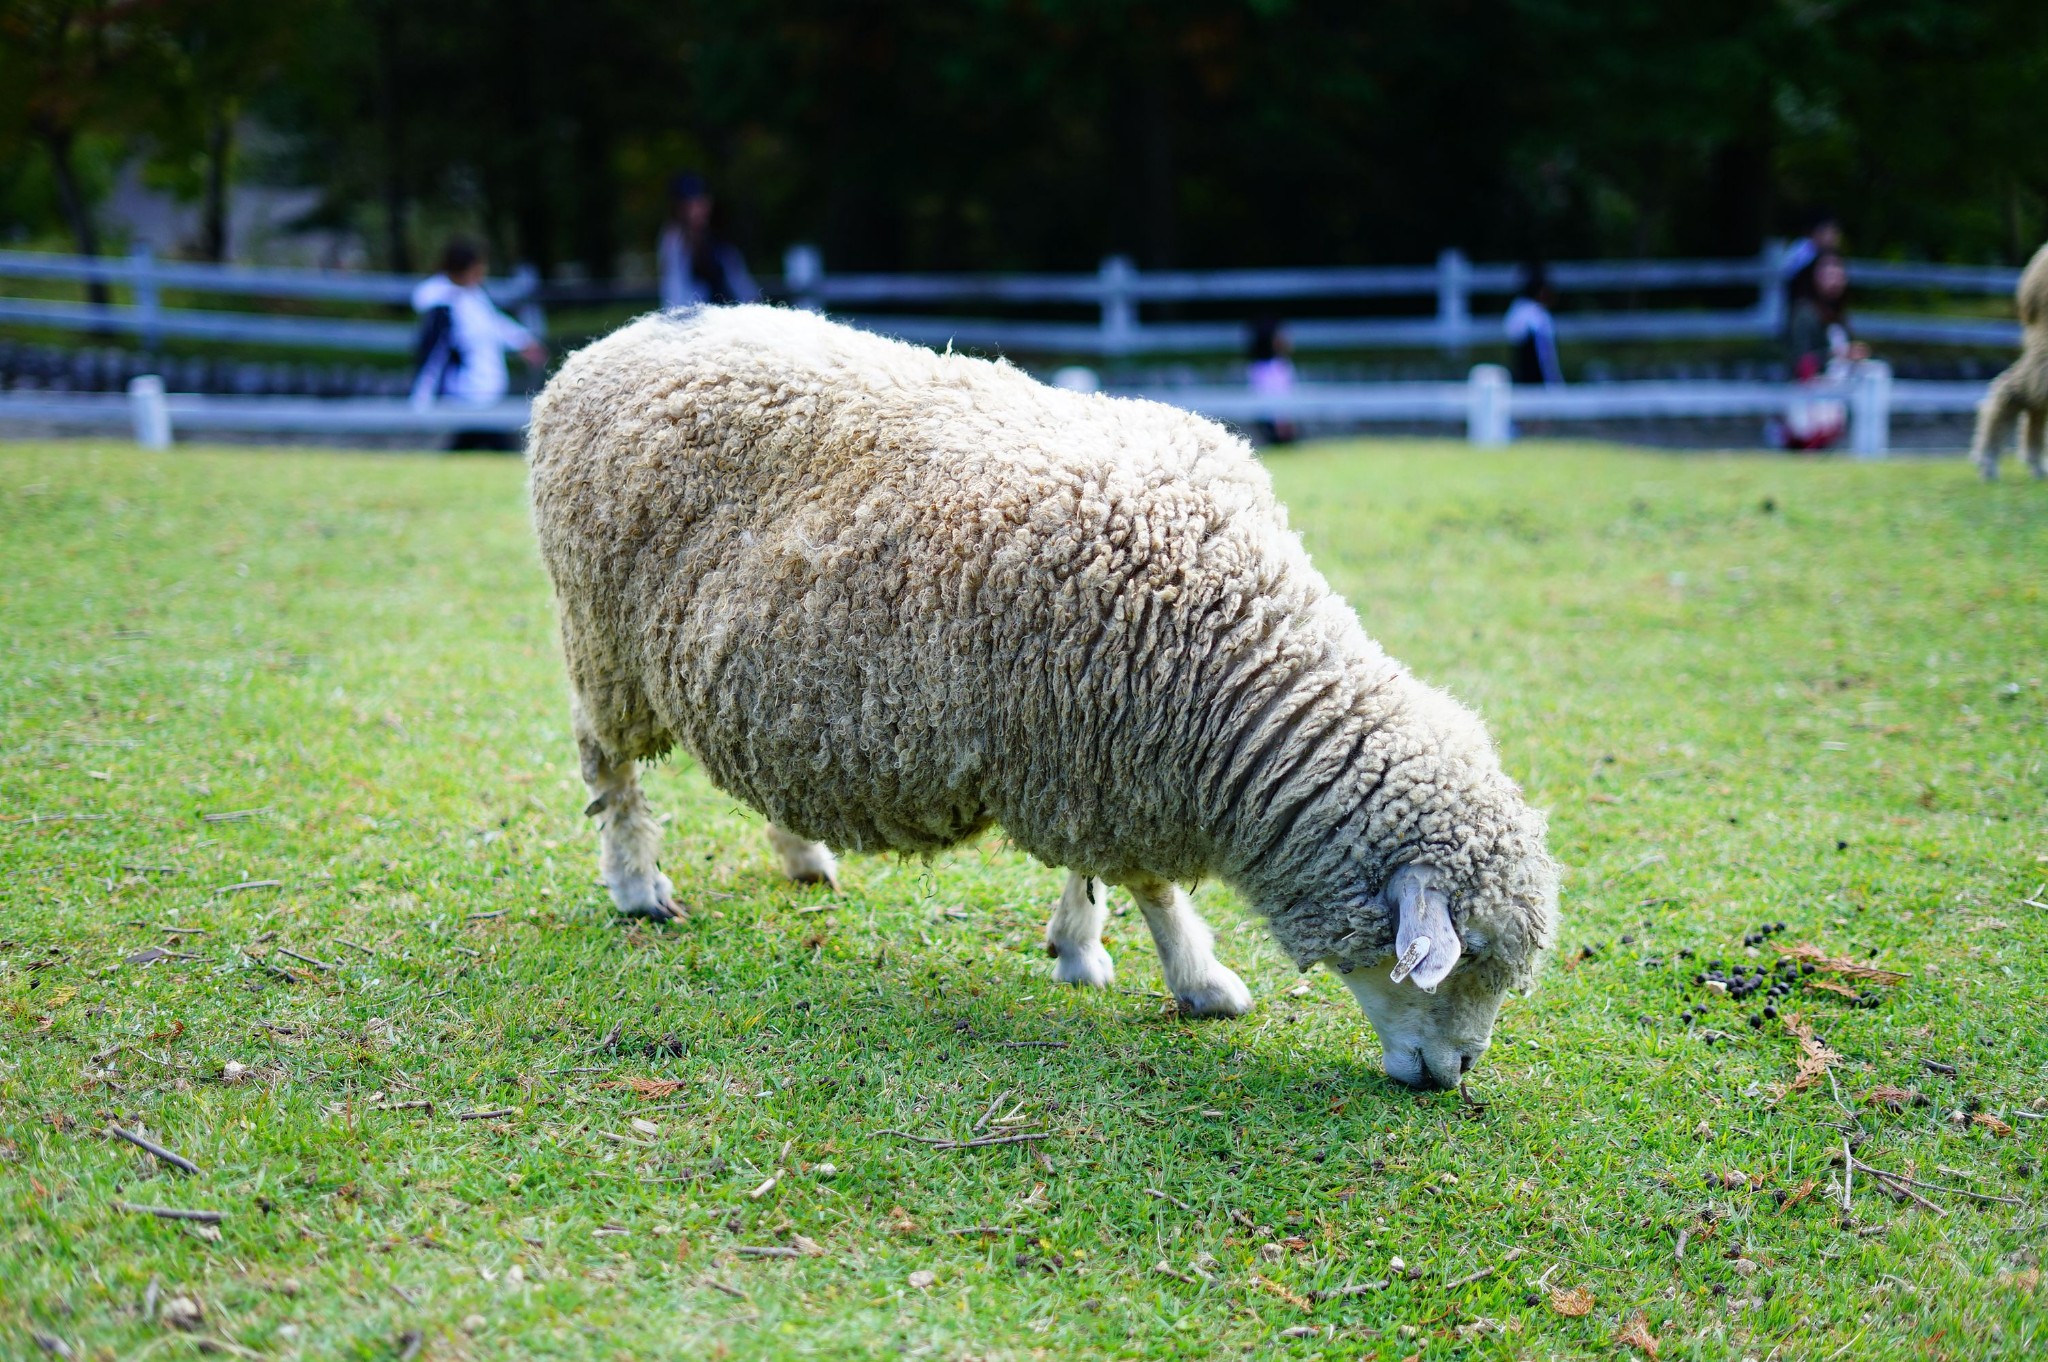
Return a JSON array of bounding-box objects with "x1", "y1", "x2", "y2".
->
[{"x1": 1332, "y1": 846, "x2": 1557, "y2": 1090}]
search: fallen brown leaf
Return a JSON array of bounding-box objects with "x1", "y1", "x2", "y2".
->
[
  {"x1": 1863, "y1": 1085, "x2": 1926, "y2": 1110},
  {"x1": 887, "y1": 1206, "x2": 919, "y2": 1235},
  {"x1": 1972, "y1": 1113, "x2": 2015, "y2": 1138},
  {"x1": 1803, "y1": 978, "x2": 1860, "y2": 1000},
  {"x1": 1249, "y1": 1273, "x2": 1312, "y2": 1311},
  {"x1": 1998, "y1": 1268, "x2": 2041, "y2": 1292},
  {"x1": 1549, "y1": 1287, "x2": 1594, "y2": 1317},
  {"x1": 1780, "y1": 1178, "x2": 1819, "y2": 1209},
  {"x1": 1616, "y1": 1311, "x2": 1660, "y2": 1357},
  {"x1": 598, "y1": 1077, "x2": 685, "y2": 1098},
  {"x1": 1782, "y1": 1013, "x2": 1840, "y2": 1092},
  {"x1": 1777, "y1": 943, "x2": 1906, "y2": 985}
]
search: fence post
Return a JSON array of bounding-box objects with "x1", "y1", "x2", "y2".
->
[
  {"x1": 1437, "y1": 248, "x2": 1470, "y2": 357},
  {"x1": 1099, "y1": 255, "x2": 1137, "y2": 356},
  {"x1": 509, "y1": 263, "x2": 547, "y2": 339},
  {"x1": 132, "y1": 243, "x2": 160, "y2": 352},
  {"x1": 1756, "y1": 238, "x2": 1786, "y2": 334},
  {"x1": 785, "y1": 244, "x2": 823, "y2": 312},
  {"x1": 1467, "y1": 364, "x2": 1510, "y2": 446},
  {"x1": 1849, "y1": 359, "x2": 1892, "y2": 459},
  {"x1": 128, "y1": 374, "x2": 172, "y2": 449}
]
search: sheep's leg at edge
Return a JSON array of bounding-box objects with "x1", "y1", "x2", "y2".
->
[
  {"x1": 1044, "y1": 870, "x2": 1115, "y2": 988},
  {"x1": 2022, "y1": 407, "x2": 2046, "y2": 480},
  {"x1": 577, "y1": 731, "x2": 677, "y2": 921},
  {"x1": 766, "y1": 823, "x2": 840, "y2": 890},
  {"x1": 1971, "y1": 376, "x2": 2022, "y2": 481},
  {"x1": 1126, "y1": 878, "x2": 1253, "y2": 1018}
]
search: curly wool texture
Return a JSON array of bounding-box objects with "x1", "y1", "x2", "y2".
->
[
  {"x1": 1972, "y1": 242, "x2": 2048, "y2": 478},
  {"x1": 529, "y1": 306, "x2": 1558, "y2": 988}
]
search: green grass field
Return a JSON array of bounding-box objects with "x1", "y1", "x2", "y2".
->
[{"x1": 2, "y1": 438, "x2": 2043, "y2": 1361}]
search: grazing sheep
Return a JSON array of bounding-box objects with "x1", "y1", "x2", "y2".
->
[
  {"x1": 1972, "y1": 242, "x2": 2048, "y2": 481},
  {"x1": 527, "y1": 306, "x2": 1559, "y2": 1089}
]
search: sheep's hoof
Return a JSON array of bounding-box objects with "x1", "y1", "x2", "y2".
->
[
  {"x1": 1049, "y1": 940, "x2": 1115, "y2": 989},
  {"x1": 1173, "y1": 969, "x2": 1254, "y2": 1019},
  {"x1": 609, "y1": 870, "x2": 681, "y2": 922}
]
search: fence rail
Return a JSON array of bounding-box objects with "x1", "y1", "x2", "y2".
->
[
  {"x1": 0, "y1": 243, "x2": 2026, "y2": 360},
  {"x1": 0, "y1": 363, "x2": 1986, "y2": 459}
]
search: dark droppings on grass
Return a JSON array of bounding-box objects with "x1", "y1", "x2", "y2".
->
[{"x1": 2, "y1": 440, "x2": 2045, "y2": 1359}]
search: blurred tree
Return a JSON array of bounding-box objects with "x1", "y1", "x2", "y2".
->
[
  {"x1": 0, "y1": 0, "x2": 157, "y2": 298},
  {"x1": 5, "y1": 0, "x2": 2046, "y2": 277},
  {"x1": 151, "y1": 0, "x2": 311, "y2": 260}
]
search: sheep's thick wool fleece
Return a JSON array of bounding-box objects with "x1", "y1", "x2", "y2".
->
[{"x1": 528, "y1": 306, "x2": 1554, "y2": 983}]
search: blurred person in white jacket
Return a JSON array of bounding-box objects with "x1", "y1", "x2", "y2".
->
[
  {"x1": 410, "y1": 238, "x2": 545, "y2": 450},
  {"x1": 1504, "y1": 265, "x2": 1563, "y2": 387}
]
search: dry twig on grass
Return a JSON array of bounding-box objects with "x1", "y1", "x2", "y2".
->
[
  {"x1": 973, "y1": 1090, "x2": 1013, "y2": 1133},
  {"x1": 1849, "y1": 1155, "x2": 2021, "y2": 1206},
  {"x1": 115, "y1": 1202, "x2": 224, "y2": 1223},
  {"x1": 108, "y1": 1126, "x2": 199, "y2": 1174},
  {"x1": 1310, "y1": 1280, "x2": 1387, "y2": 1301}
]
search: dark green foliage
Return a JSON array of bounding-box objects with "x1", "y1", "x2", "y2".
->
[{"x1": 3, "y1": 3, "x2": 2048, "y2": 277}]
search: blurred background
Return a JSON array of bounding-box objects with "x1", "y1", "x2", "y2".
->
[{"x1": 3, "y1": 0, "x2": 2046, "y2": 446}]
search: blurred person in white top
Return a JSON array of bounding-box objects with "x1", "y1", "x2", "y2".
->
[
  {"x1": 1503, "y1": 265, "x2": 1563, "y2": 387},
  {"x1": 656, "y1": 172, "x2": 759, "y2": 309},
  {"x1": 410, "y1": 239, "x2": 545, "y2": 448}
]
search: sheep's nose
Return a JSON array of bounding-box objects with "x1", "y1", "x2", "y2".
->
[
  {"x1": 1459, "y1": 1053, "x2": 1474, "y2": 1074},
  {"x1": 1403, "y1": 1050, "x2": 1459, "y2": 1090}
]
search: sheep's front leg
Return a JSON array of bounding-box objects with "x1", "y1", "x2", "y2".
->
[
  {"x1": 1127, "y1": 878, "x2": 1253, "y2": 1018},
  {"x1": 1045, "y1": 870, "x2": 1115, "y2": 988},
  {"x1": 578, "y1": 735, "x2": 677, "y2": 921},
  {"x1": 2023, "y1": 407, "x2": 2046, "y2": 480},
  {"x1": 766, "y1": 823, "x2": 840, "y2": 890}
]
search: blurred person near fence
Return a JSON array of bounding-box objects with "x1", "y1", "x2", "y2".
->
[
  {"x1": 657, "y1": 173, "x2": 760, "y2": 308},
  {"x1": 1773, "y1": 250, "x2": 1868, "y2": 451},
  {"x1": 1504, "y1": 265, "x2": 1563, "y2": 386},
  {"x1": 1780, "y1": 210, "x2": 1843, "y2": 306},
  {"x1": 409, "y1": 238, "x2": 546, "y2": 451},
  {"x1": 1246, "y1": 315, "x2": 1298, "y2": 445}
]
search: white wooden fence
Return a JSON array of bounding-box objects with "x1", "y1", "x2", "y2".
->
[
  {"x1": 0, "y1": 242, "x2": 2024, "y2": 359},
  {"x1": 0, "y1": 360, "x2": 1986, "y2": 457},
  {"x1": 0, "y1": 245, "x2": 543, "y2": 353}
]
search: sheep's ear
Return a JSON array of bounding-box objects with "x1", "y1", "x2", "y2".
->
[{"x1": 1384, "y1": 864, "x2": 1462, "y2": 993}]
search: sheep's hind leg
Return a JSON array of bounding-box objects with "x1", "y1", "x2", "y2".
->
[
  {"x1": 578, "y1": 731, "x2": 677, "y2": 922},
  {"x1": 1045, "y1": 870, "x2": 1115, "y2": 988},
  {"x1": 766, "y1": 823, "x2": 840, "y2": 890},
  {"x1": 1971, "y1": 377, "x2": 2022, "y2": 481},
  {"x1": 1128, "y1": 878, "x2": 1253, "y2": 1018},
  {"x1": 2023, "y1": 406, "x2": 2046, "y2": 480}
]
